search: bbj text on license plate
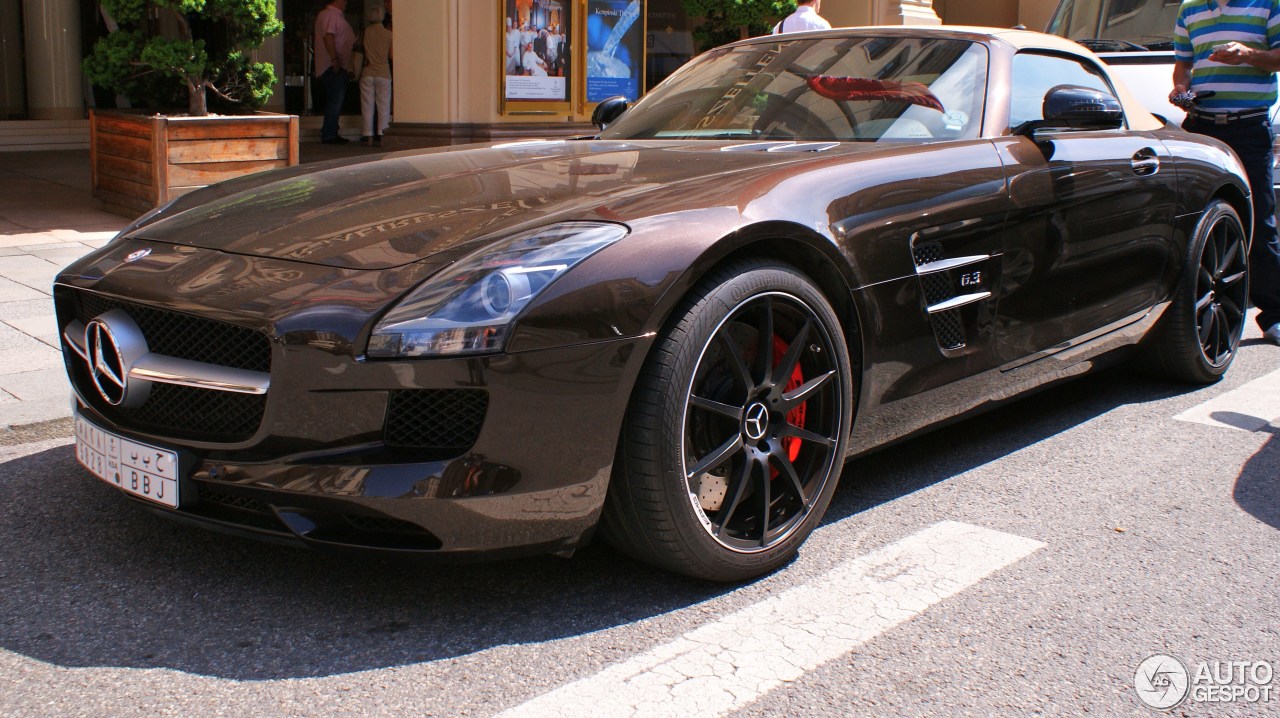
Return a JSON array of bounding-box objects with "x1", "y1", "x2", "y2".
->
[{"x1": 75, "y1": 415, "x2": 179, "y2": 508}]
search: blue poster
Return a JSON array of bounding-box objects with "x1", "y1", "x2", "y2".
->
[{"x1": 586, "y1": 0, "x2": 642, "y2": 102}]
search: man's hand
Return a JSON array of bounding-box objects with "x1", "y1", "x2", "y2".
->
[
  {"x1": 1209, "y1": 41, "x2": 1250, "y2": 65},
  {"x1": 1171, "y1": 60, "x2": 1193, "y2": 104},
  {"x1": 1208, "y1": 42, "x2": 1280, "y2": 71}
]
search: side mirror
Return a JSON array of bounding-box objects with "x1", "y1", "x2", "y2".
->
[
  {"x1": 591, "y1": 96, "x2": 629, "y2": 130},
  {"x1": 1014, "y1": 84, "x2": 1124, "y2": 136}
]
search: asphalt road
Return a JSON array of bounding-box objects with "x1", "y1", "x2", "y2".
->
[{"x1": 0, "y1": 336, "x2": 1276, "y2": 717}]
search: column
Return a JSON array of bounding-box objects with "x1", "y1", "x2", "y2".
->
[
  {"x1": 822, "y1": 0, "x2": 874, "y2": 29},
  {"x1": 392, "y1": 0, "x2": 456, "y2": 126},
  {"x1": 1019, "y1": 0, "x2": 1057, "y2": 32},
  {"x1": 21, "y1": 0, "x2": 82, "y2": 120},
  {"x1": 873, "y1": 0, "x2": 941, "y2": 26},
  {"x1": 0, "y1": 0, "x2": 25, "y2": 118},
  {"x1": 251, "y1": 2, "x2": 286, "y2": 112},
  {"x1": 898, "y1": 0, "x2": 942, "y2": 25}
]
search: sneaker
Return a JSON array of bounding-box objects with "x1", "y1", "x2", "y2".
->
[
  {"x1": 360, "y1": 136, "x2": 373, "y2": 146},
  {"x1": 1265, "y1": 324, "x2": 1280, "y2": 346}
]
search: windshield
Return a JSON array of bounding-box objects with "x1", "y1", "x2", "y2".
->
[
  {"x1": 1046, "y1": 0, "x2": 1180, "y2": 51},
  {"x1": 599, "y1": 36, "x2": 988, "y2": 143}
]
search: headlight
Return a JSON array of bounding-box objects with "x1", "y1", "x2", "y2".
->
[{"x1": 367, "y1": 221, "x2": 629, "y2": 358}]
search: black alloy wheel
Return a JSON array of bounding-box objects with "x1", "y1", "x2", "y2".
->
[
  {"x1": 603, "y1": 260, "x2": 853, "y2": 581},
  {"x1": 1145, "y1": 199, "x2": 1249, "y2": 384},
  {"x1": 1193, "y1": 206, "x2": 1249, "y2": 368},
  {"x1": 682, "y1": 292, "x2": 843, "y2": 552}
]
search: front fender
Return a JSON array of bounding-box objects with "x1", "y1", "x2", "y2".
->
[{"x1": 505, "y1": 210, "x2": 858, "y2": 354}]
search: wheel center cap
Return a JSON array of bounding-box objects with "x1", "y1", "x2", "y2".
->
[{"x1": 743, "y1": 402, "x2": 769, "y2": 441}]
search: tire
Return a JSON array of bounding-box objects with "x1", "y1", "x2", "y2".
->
[
  {"x1": 1145, "y1": 199, "x2": 1249, "y2": 384},
  {"x1": 602, "y1": 259, "x2": 854, "y2": 581}
]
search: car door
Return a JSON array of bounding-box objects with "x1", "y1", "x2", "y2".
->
[{"x1": 993, "y1": 51, "x2": 1179, "y2": 364}]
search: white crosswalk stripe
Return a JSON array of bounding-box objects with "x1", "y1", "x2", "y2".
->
[
  {"x1": 1174, "y1": 368, "x2": 1280, "y2": 432},
  {"x1": 499, "y1": 521, "x2": 1044, "y2": 718}
]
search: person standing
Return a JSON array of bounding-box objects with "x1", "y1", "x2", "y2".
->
[
  {"x1": 523, "y1": 42, "x2": 549, "y2": 76},
  {"x1": 546, "y1": 24, "x2": 560, "y2": 76},
  {"x1": 773, "y1": 0, "x2": 831, "y2": 35},
  {"x1": 314, "y1": 0, "x2": 356, "y2": 144},
  {"x1": 1172, "y1": 0, "x2": 1280, "y2": 345},
  {"x1": 506, "y1": 17, "x2": 523, "y2": 74},
  {"x1": 359, "y1": 7, "x2": 392, "y2": 147}
]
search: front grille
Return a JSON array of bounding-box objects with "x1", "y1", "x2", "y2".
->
[
  {"x1": 73, "y1": 292, "x2": 270, "y2": 373},
  {"x1": 59, "y1": 288, "x2": 272, "y2": 442},
  {"x1": 198, "y1": 487, "x2": 274, "y2": 515},
  {"x1": 384, "y1": 389, "x2": 488, "y2": 452},
  {"x1": 122, "y1": 382, "x2": 267, "y2": 441}
]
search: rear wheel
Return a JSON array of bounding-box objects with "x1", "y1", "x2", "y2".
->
[
  {"x1": 1145, "y1": 199, "x2": 1248, "y2": 384},
  {"x1": 602, "y1": 260, "x2": 853, "y2": 581}
]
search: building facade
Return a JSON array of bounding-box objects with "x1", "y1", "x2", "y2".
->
[{"x1": 1, "y1": 1, "x2": 1060, "y2": 145}]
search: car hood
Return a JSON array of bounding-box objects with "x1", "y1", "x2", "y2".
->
[{"x1": 128, "y1": 139, "x2": 889, "y2": 270}]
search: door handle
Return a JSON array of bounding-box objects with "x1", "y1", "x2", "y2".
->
[{"x1": 1131, "y1": 148, "x2": 1160, "y2": 176}]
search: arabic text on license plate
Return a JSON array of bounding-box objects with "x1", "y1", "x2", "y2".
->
[{"x1": 75, "y1": 414, "x2": 179, "y2": 508}]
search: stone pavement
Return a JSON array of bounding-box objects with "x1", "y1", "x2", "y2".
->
[
  {"x1": 0, "y1": 150, "x2": 124, "y2": 431},
  {"x1": 0, "y1": 142, "x2": 377, "y2": 433}
]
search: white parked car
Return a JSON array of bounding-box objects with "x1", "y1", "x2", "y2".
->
[{"x1": 1047, "y1": 0, "x2": 1280, "y2": 206}]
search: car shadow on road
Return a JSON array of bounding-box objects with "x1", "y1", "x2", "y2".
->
[
  {"x1": 822, "y1": 365, "x2": 1195, "y2": 525},
  {"x1": 0, "y1": 366, "x2": 1202, "y2": 682}
]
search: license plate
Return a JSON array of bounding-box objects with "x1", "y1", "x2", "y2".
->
[{"x1": 75, "y1": 413, "x2": 180, "y2": 508}]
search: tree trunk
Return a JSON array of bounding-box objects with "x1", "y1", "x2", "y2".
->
[{"x1": 188, "y1": 80, "x2": 208, "y2": 116}]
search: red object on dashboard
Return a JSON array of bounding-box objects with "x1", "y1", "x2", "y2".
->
[{"x1": 806, "y1": 76, "x2": 945, "y2": 112}]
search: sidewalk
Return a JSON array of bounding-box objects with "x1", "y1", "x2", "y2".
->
[{"x1": 0, "y1": 142, "x2": 380, "y2": 434}]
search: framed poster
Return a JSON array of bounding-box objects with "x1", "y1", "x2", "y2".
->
[
  {"x1": 585, "y1": 0, "x2": 645, "y2": 103},
  {"x1": 501, "y1": 0, "x2": 573, "y2": 113}
]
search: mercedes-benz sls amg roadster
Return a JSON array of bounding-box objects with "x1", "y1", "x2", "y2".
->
[{"x1": 57, "y1": 27, "x2": 1251, "y2": 580}]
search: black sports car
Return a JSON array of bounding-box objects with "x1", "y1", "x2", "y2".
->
[{"x1": 57, "y1": 27, "x2": 1251, "y2": 581}]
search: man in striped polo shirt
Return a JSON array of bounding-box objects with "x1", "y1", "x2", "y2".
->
[{"x1": 1172, "y1": 0, "x2": 1280, "y2": 345}]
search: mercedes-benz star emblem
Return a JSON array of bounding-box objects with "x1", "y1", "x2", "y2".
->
[
  {"x1": 80, "y1": 309, "x2": 152, "y2": 408},
  {"x1": 743, "y1": 402, "x2": 769, "y2": 441},
  {"x1": 124, "y1": 248, "x2": 152, "y2": 263},
  {"x1": 86, "y1": 319, "x2": 126, "y2": 404}
]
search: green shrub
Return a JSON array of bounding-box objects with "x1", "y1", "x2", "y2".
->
[
  {"x1": 682, "y1": 0, "x2": 795, "y2": 51},
  {"x1": 83, "y1": 0, "x2": 284, "y2": 116}
]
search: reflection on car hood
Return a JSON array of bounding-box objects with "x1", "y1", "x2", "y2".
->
[{"x1": 129, "y1": 139, "x2": 889, "y2": 270}]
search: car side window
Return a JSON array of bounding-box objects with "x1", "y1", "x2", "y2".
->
[{"x1": 1009, "y1": 52, "x2": 1120, "y2": 130}]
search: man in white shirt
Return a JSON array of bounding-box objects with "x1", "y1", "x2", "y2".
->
[
  {"x1": 505, "y1": 17, "x2": 523, "y2": 74},
  {"x1": 773, "y1": 0, "x2": 832, "y2": 34},
  {"x1": 546, "y1": 26, "x2": 560, "y2": 72},
  {"x1": 523, "y1": 43, "x2": 549, "y2": 76}
]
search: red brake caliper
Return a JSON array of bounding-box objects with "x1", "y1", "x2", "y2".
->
[{"x1": 771, "y1": 336, "x2": 805, "y2": 478}]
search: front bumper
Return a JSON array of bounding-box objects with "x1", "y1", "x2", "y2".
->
[{"x1": 69, "y1": 334, "x2": 650, "y2": 560}]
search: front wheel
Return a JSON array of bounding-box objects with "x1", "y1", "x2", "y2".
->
[
  {"x1": 602, "y1": 260, "x2": 854, "y2": 581},
  {"x1": 1144, "y1": 199, "x2": 1249, "y2": 384}
]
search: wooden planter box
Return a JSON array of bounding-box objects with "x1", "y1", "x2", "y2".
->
[{"x1": 90, "y1": 110, "x2": 300, "y2": 217}]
